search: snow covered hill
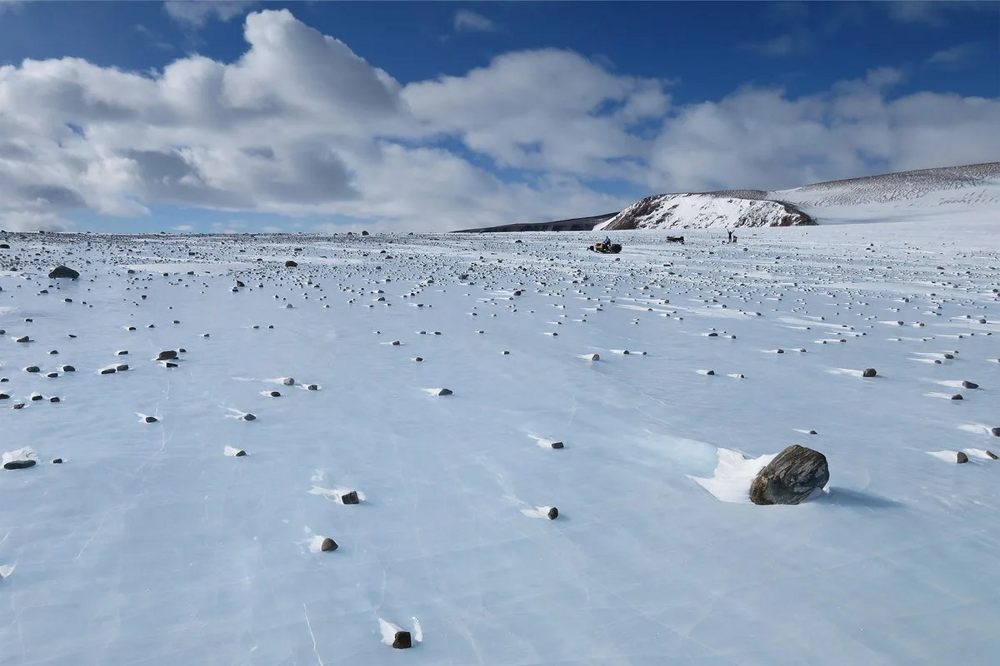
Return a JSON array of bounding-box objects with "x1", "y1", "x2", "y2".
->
[
  {"x1": 775, "y1": 161, "x2": 1000, "y2": 225},
  {"x1": 597, "y1": 193, "x2": 813, "y2": 231},
  {"x1": 594, "y1": 162, "x2": 1000, "y2": 233}
]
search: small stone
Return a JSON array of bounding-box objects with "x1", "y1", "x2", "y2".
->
[
  {"x1": 306, "y1": 384, "x2": 318, "y2": 390},
  {"x1": 15, "y1": 336, "x2": 29, "y2": 343},
  {"x1": 546, "y1": 507, "x2": 559, "y2": 520},
  {"x1": 957, "y1": 451, "x2": 969, "y2": 464},
  {"x1": 100, "y1": 367, "x2": 116, "y2": 374},
  {"x1": 52, "y1": 458, "x2": 63, "y2": 464},
  {"x1": 3, "y1": 459, "x2": 36, "y2": 470},
  {"x1": 341, "y1": 491, "x2": 360, "y2": 505},
  {"x1": 961, "y1": 380, "x2": 979, "y2": 389},
  {"x1": 707, "y1": 332, "x2": 718, "y2": 337},
  {"x1": 413, "y1": 357, "x2": 423, "y2": 362},
  {"x1": 165, "y1": 362, "x2": 179, "y2": 368},
  {"x1": 49, "y1": 397, "x2": 60, "y2": 403},
  {"x1": 436, "y1": 388, "x2": 453, "y2": 396},
  {"x1": 951, "y1": 394, "x2": 963, "y2": 400},
  {"x1": 549, "y1": 441, "x2": 565, "y2": 449},
  {"x1": 390, "y1": 340, "x2": 400, "y2": 346},
  {"x1": 808, "y1": 430, "x2": 818, "y2": 435},
  {"x1": 987, "y1": 451, "x2": 998, "y2": 460},
  {"x1": 144, "y1": 416, "x2": 158, "y2": 423},
  {"x1": 862, "y1": 368, "x2": 877, "y2": 378},
  {"x1": 706, "y1": 370, "x2": 715, "y2": 375},
  {"x1": 116, "y1": 350, "x2": 128, "y2": 356},
  {"x1": 392, "y1": 631, "x2": 412, "y2": 649},
  {"x1": 285, "y1": 260, "x2": 298, "y2": 267},
  {"x1": 115, "y1": 364, "x2": 128, "y2": 372},
  {"x1": 24, "y1": 366, "x2": 40, "y2": 373},
  {"x1": 776, "y1": 349, "x2": 784, "y2": 354},
  {"x1": 282, "y1": 377, "x2": 295, "y2": 386},
  {"x1": 156, "y1": 350, "x2": 178, "y2": 360},
  {"x1": 268, "y1": 391, "x2": 281, "y2": 397},
  {"x1": 991, "y1": 427, "x2": 1000, "y2": 437},
  {"x1": 234, "y1": 449, "x2": 247, "y2": 457},
  {"x1": 320, "y1": 537, "x2": 338, "y2": 552},
  {"x1": 243, "y1": 413, "x2": 256, "y2": 421}
]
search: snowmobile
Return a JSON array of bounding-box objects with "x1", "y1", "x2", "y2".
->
[{"x1": 589, "y1": 241, "x2": 622, "y2": 254}]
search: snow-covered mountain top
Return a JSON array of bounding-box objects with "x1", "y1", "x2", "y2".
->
[{"x1": 597, "y1": 193, "x2": 813, "y2": 231}]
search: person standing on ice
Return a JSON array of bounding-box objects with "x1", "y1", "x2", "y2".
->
[{"x1": 726, "y1": 229, "x2": 733, "y2": 243}]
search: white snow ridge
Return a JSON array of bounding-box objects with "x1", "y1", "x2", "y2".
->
[{"x1": 2, "y1": 194, "x2": 1000, "y2": 665}]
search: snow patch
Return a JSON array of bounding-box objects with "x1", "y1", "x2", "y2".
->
[{"x1": 689, "y1": 448, "x2": 778, "y2": 503}]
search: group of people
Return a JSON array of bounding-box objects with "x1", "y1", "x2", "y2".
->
[{"x1": 726, "y1": 229, "x2": 738, "y2": 244}]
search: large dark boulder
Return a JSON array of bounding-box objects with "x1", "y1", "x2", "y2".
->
[
  {"x1": 49, "y1": 265, "x2": 79, "y2": 279},
  {"x1": 750, "y1": 444, "x2": 829, "y2": 505}
]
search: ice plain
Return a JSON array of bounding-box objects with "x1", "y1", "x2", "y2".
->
[{"x1": 1, "y1": 220, "x2": 1000, "y2": 665}]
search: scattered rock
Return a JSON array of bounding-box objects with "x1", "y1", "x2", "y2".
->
[
  {"x1": 957, "y1": 451, "x2": 969, "y2": 464},
  {"x1": 546, "y1": 507, "x2": 559, "y2": 520},
  {"x1": 156, "y1": 350, "x2": 178, "y2": 361},
  {"x1": 749, "y1": 444, "x2": 829, "y2": 506},
  {"x1": 320, "y1": 537, "x2": 338, "y2": 552},
  {"x1": 285, "y1": 260, "x2": 298, "y2": 267},
  {"x1": 144, "y1": 416, "x2": 158, "y2": 423},
  {"x1": 951, "y1": 394, "x2": 963, "y2": 401},
  {"x1": 961, "y1": 380, "x2": 979, "y2": 389},
  {"x1": 987, "y1": 451, "x2": 998, "y2": 460},
  {"x1": 862, "y1": 368, "x2": 877, "y2": 378},
  {"x1": 392, "y1": 632, "x2": 412, "y2": 649},
  {"x1": 52, "y1": 458, "x2": 63, "y2": 464},
  {"x1": 243, "y1": 413, "x2": 257, "y2": 421},
  {"x1": 341, "y1": 490, "x2": 361, "y2": 505}
]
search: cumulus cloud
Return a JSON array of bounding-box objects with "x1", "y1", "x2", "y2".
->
[
  {"x1": 163, "y1": 1, "x2": 256, "y2": 28},
  {"x1": 453, "y1": 9, "x2": 495, "y2": 32},
  {"x1": 0, "y1": 8, "x2": 997, "y2": 232}
]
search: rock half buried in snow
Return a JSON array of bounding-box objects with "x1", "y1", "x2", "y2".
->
[
  {"x1": 392, "y1": 632, "x2": 412, "y2": 649},
  {"x1": 48, "y1": 265, "x2": 79, "y2": 279},
  {"x1": 3, "y1": 447, "x2": 39, "y2": 470},
  {"x1": 957, "y1": 451, "x2": 969, "y2": 464},
  {"x1": 156, "y1": 350, "x2": 178, "y2": 361},
  {"x1": 862, "y1": 368, "x2": 877, "y2": 378},
  {"x1": 341, "y1": 490, "x2": 360, "y2": 505},
  {"x1": 320, "y1": 537, "x2": 338, "y2": 552},
  {"x1": 749, "y1": 444, "x2": 829, "y2": 506}
]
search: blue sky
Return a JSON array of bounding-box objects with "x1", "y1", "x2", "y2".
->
[{"x1": 0, "y1": 1, "x2": 996, "y2": 233}]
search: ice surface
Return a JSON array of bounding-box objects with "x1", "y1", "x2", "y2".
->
[{"x1": 1, "y1": 222, "x2": 1000, "y2": 665}]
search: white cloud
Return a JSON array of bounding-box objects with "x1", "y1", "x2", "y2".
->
[
  {"x1": 742, "y1": 31, "x2": 814, "y2": 57},
  {"x1": 453, "y1": 10, "x2": 495, "y2": 33},
  {"x1": 163, "y1": 1, "x2": 256, "y2": 28},
  {"x1": 0, "y1": 8, "x2": 997, "y2": 232},
  {"x1": 926, "y1": 43, "x2": 981, "y2": 65}
]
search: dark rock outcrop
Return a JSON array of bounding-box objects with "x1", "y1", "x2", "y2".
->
[
  {"x1": 49, "y1": 265, "x2": 79, "y2": 279},
  {"x1": 750, "y1": 444, "x2": 829, "y2": 505}
]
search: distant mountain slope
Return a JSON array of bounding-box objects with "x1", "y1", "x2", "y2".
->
[
  {"x1": 456, "y1": 162, "x2": 1000, "y2": 233},
  {"x1": 453, "y1": 212, "x2": 617, "y2": 233},
  {"x1": 775, "y1": 162, "x2": 1000, "y2": 208},
  {"x1": 596, "y1": 193, "x2": 813, "y2": 231}
]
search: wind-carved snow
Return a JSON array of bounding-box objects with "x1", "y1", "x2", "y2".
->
[
  {"x1": 689, "y1": 448, "x2": 779, "y2": 503},
  {"x1": 1, "y1": 222, "x2": 1000, "y2": 665}
]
